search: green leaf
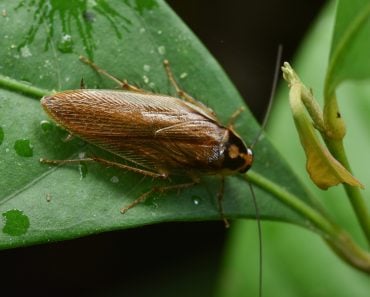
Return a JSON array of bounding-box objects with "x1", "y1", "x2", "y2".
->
[
  {"x1": 326, "y1": 0, "x2": 370, "y2": 94},
  {"x1": 0, "y1": 0, "x2": 314, "y2": 249}
]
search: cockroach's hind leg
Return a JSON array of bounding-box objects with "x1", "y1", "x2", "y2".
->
[
  {"x1": 79, "y1": 55, "x2": 151, "y2": 94},
  {"x1": 40, "y1": 157, "x2": 98, "y2": 166},
  {"x1": 91, "y1": 156, "x2": 167, "y2": 178},
  {"x1": 120, "y1": 181, "x2": 196, "y2": 214},
  {"x1": 40, "y1": 156, "x2": 167, "y2": 179},
  {"x1": 39, "y1": 157, "x2": 84, "y2": 166},
  {"x1": 79, "y1": 55, "x2": 122, "y2": 88},
  {"x1": 120, "y1": 79, "x2": 152, "y2": 94},
  {"x1": 217, "y1": 176, "x2": 230, "y2": 228},
  {"x1": 227, "y1": 107, "x2": 245, "y2": 128}
]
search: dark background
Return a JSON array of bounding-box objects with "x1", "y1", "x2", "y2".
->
[{"x1": 1, "y1": 1, "x2": 325, "y2": 296}]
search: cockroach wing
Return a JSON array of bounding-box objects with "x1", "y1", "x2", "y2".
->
[{"x1": 41, "y1": 89, "x2": 227, "y2": 175}]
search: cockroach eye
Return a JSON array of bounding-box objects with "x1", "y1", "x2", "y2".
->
[{"x1": 240, "y1": 147, "x2": 253, "y2": 173}]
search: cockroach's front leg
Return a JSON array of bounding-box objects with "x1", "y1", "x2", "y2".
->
[{"x1": 227, "y1": 107, "x2": 245, "y2": 128}]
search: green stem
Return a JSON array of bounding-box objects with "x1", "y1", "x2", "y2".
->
[
  {"x1": 246, "y1": 170, "x2": 370, "y2": 273},
  {"x1": 247, "y1": 171, "x2": 335, "y2": 234},
  {"x1": 0, "y1": 74, "x2": 50, "y2": 98},
  {"x1": 324, "y1": 138, "x2": 370, "y2": 245}
]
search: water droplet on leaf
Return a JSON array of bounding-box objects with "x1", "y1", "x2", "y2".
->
[
  {"x1": 157, "y1": 45, "x2": 166, "y2": 55},
  {"x1": 40, "y1": 120, "x2": 52, "y2": 133},
  {"x1": 110, "y1": 176, "x2": 119, "y2": 183},
  {"x1": 14, "y1": 139, "x2": 33, "y2": 157},
  {"x1": 191, "y1": 196, "x2": 202, "y2": 206},
  {"x1": 57, "y1": 34, "x2": 73, "y2": 53},
  {"x1": 2, "y1": 209, "x2": 30, "y2": 236}
]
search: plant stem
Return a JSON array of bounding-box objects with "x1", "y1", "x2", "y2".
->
[
  {"x1": 246, "y1": 170, "x2": 370, "y2": 273},
  {"x1": 0, "y1": 74, "x2": 49, "y2": 99},
  {"x1": 324, "y1": 138, "x2": 370, "y2": 245},
  {"x1": 247, "y1": 171, "x2": 333, "y2": 234}
]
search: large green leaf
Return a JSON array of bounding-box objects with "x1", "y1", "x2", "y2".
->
[
  {"x1": 326, "y1": 0, "x2": 370, "y2": 94},
  {"x1": 0, "y1": 0, "x2": 313, "y2": 249}
]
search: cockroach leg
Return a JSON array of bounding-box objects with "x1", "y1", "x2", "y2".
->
[
  {"x1": 90, "y1": 156, "x2": 168, "y2": 178},
  {"x1": 163, "y1": 59, "x2": 198, "y2": 104},
  {"x1": 80, "y1": 55, "x2": 121, "y2": 86},
  {"x1": 121, "y1": 79, "x2": 150, "y2": 94},
  {"x1": 216, "y1": 176, "x2": 230, "y2": 228},
  {"x1": 163, "y1": 60, "x2": 217, "y2": 119},
  {"x1": 40, "y1": 156, "x2": 167, "y2": 179},
  {"x1": 120, "y1": 181, "x2": 196, "y2": 214},
  {"x1": 79, "y1": 55, "x2": 151, "y2": 94},
  {"x1": 227, "y1": 106, "x2": 245, "y2": 128}
]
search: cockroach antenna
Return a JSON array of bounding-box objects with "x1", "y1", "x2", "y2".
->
[
  {"x1": 251, "y1": 44, "x2": 283, "y2": 148},
  {"x1": 249, "y1": 45, "x2": 283, "y2": 297}
]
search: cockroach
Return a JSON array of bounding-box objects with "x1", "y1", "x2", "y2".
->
[
  {"x1": 41, "y1": 50, "x2": 282, "y2": 297},
  {"x1": 40, "y1": 56, "x2": 255, "y2": 226}
]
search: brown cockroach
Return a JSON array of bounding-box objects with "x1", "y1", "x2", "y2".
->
[
  {"x1": 40, "y1": 56, "x2": 254, "y2": 226},
  {"x1": 40, "y1": 50, "x2": 284, "y2": 297}
]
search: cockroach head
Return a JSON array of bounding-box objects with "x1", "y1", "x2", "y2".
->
[{"x1": 223, "y1": 130, "x2": 253, "y2": 174}]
